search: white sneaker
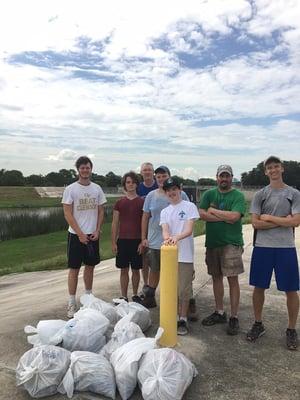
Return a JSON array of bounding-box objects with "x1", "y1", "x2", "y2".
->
[{"x1": 67, "y1": 303, "x2": 76, "y2": 319}]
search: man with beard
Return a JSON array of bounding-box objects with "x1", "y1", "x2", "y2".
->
[{"x1": 199, "y1": 165, "x2": 246, "y2": 335}]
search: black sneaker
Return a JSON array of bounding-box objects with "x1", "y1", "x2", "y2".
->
[
  {"x1": 177, "y1": 320, "x2": 189, "y2": 335},
  {"x1": 132, "y1": 295, "x2": 143, "y2": 304},
  {"x1": 188, "y1": 298, "x2": 198, "y2": 322},
  {"x1": 141, "y1": 295, "x2": 157, "y2": 309},
  {"x1": 246, "y1": 322, "x2": 265, "y2": 342},
  {"x1": 227, "y1": 317, "x2": 239, "y2": 335},
  {"x1": 113, "y1": 296, "x2": 128, "y2": 305},
  {"x1": 286, "y1": 329, "x2": 298, "y2": 350},
  {"x1": 202, "y1": 311, "x2": 227, "y2": 326}
]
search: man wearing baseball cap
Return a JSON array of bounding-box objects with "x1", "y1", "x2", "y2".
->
[{"x1": 199, "y1": 164, "x2": 246, "y2": 335}]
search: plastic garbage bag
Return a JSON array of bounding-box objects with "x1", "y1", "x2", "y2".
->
[
  {"x1": 24, "y1": 320, "x2": 67, "y2": 347},
  {"x1": 16, "y1": 345, "x2": 70, "y2": 398},
  {"x1": 138, "y1": 348, "x2": 198, "y2": 400},
  {"x1": 114, "y1": 298, "x2": 151, "y2": 332},
  {"x1": 80, "y1": 293, "x2": 119, "y2": 325},
  {"x1": 110, "y1": 327, "x2": 163, "y2": 400},
  {"x1": 53, "y1": 309, "x2": 109, "y2": 352},
  {"x1": 58, "y1": 351, "x2": 116, "y2": 399},
  {"x1": 100, "y1": 313, "x2": 144, "y2": 360}
]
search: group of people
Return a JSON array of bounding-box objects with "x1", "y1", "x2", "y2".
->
[{"x1": 62, "y1": 155, "x2": 300, "y2": 350}]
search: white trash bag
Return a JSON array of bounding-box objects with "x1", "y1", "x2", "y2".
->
[
  {"x1": 110, "y1": 327, "x2": 163, "y2": 400},
  {"x1": 114, "y1": 298, "x2": 151, "y2": 332},
  {"x1": 58, "y1": 351, "x2": 116, "y2": 399},
  {"x1": 53, "y1": 309, "x2": 109, "y2": 352},
  {"x1": 24, "y1": 320, "x2": 67, "y2": 347},
  {"x1": 16, "y1": 345, "x2": 70, "y2": 398},
  {"x1": 80, "y1": 293, "x2": 119, "y2": 325},
  {"x1": 100, "y1": 313, "x2": 144, "y2": 360},
  {"x1": 138, "y1": 348, "x2": 198, "y2": 400}
]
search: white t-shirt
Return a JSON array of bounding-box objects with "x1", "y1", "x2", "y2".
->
[
  {"x1": 160, "y1": 200, "x2": 199, "y2": 263},
  {"x1": 62, "y1": 181, "x2": 107, "y2": 234}
]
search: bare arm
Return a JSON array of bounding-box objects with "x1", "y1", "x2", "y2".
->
[
  {"x1": 163, "y1": 219, "x2": 196, "y2": 245},
  {"x1": 251, "y1": 213, "x2": 278, "y2": 230},
  {"x1": 260, "y1": 213, "x2": 300, "y2": 228},
  {"x1": 141, "y1": 211, "x2": 150, "y2": 247},
  {"x1": 199, "y1": 208, "x2": 222, "y2": 222},
  {"x1": 207, "y1": 207, "x2": 241, "y2": 224},
  {"x1": 111, "y1": 210, "x2": 120, "y2": 254},
  {"x1": 90, "y1": 205, "x2": 105, "y2": 241},
  {"x1": 63, "y1": 204, "x2": 88, "y2": 244}
]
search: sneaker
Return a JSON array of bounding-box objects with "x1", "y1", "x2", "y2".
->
[
  {"x1": 132, "y1": 295, "x2": 143, "y2": 304},
  {"x1": 227, "y1": 317, "x2": 239, "y2": 335},
  {"x1": 246, "y1": 322, "x2": 266, "y2": 342},
  {"x1": 67, "y1": 303, "x2": 76, "y2": 319},
  {"x1": 141, "y1": 295, "x2": 157, "y2": 309},
  {"x1": 113, "y1": 296, "x2": 128, "y2": 305},
  {"x1": 177, "y1": 320, "x2": 189, "y2": 335},
  {"x1": 286, "y1": 329, "x2": 298, "y2": 350},
  {"x1": 188, "y1": 298, "x2": 198, "y2": 322},
  {"x1": 202, "y1": 311, "x2": 227, "y2": 326}
]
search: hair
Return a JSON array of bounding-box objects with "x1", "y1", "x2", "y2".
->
[
  {"x1": 141, "y1": 162, "x2": 154, "y2": 171},
  {"x1": 122, "y1": 171, "x2": 140, "y2": 189},
  {"x1": 75, "y1": 156, "x2": 93, "y2": 170}
]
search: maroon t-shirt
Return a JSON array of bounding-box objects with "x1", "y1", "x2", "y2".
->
[{"x1": 114, "y1": 196, "x2": 144, "y2": 239}]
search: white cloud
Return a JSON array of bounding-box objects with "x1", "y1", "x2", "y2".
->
[{"x1": 46, "y1": 149, "x2": 78, "y2": 161}]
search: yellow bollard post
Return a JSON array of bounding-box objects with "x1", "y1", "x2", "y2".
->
[{"x1": 159, "y1": 244, "x2": 178, "y2": 347}]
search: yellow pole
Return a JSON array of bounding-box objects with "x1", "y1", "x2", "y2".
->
[{"x1": 159, "y1": 244, "x2": 178, "y2": 347}]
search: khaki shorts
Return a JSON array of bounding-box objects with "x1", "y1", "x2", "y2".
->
[
  {"x1": 146, "y1": 248, "x2": 161, "y2": 272},
  {"x1": 178, "y1": 262, "x2": 194, "y2": 303},
  {"x1": 205, "y1": 245, "x2": 244, "y2": 277}
]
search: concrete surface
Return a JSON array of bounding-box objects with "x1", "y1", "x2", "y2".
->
[{"x1": 0, "y1": 225, "x2": 299, "y2": 400}]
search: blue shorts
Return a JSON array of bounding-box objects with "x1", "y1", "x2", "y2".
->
[{"x1": 250, "y1": 247, "x2": 299, "y2": 292}]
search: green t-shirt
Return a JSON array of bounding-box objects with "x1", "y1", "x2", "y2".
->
[{"x1": 199, "y1": 188, "x2": 246, "y2": 248}]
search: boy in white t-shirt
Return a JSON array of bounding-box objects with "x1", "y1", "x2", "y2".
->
[{"x1": 160, "y1": 177, "x2": 199, "y2": 335}]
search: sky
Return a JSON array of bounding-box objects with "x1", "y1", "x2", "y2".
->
[{"x1": 0, "y1": 0, "x2": 299, "y2": 180}]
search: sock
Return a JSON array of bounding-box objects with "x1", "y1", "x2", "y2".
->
[
  {"x1": 255, "y1": 320, "x2": 262, "y2": 324},
  {"x1": 69, "y1": 295, "x2": 76, "y2": 305},
  {"x1": 217, "y1": 310, "x2": 225, "y2": 315},
  {"x1": 180, "y1": 317, "x2": 187, "y2": 322},
  {"x1": 85, "y1": 289, "x2": 92, "y2": 295}
]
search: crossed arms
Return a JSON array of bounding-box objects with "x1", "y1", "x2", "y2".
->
[
  {"x1": 199, "y1": 207, "x2": 241, "y2": 224},
  {"x1": 251, "y1": 213, "x2": 300, "y2": 230}
]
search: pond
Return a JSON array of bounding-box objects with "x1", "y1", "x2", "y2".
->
[{"x1": 0, "y1": 205, "x2": 114, "y2": 241}]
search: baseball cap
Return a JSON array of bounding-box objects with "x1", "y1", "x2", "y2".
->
[
  {"x1": 163, "y1": 177, "x2": 181, "y2": 191},
  {"x1": 154, "y1": 165, "x2": 170, "y2": 175},
  {"x1": 216, "y1": 164, "x2": 233, "y2": 176},
  {"x1": 263, "y1": 155, "x2": 282, "y2": 167}
]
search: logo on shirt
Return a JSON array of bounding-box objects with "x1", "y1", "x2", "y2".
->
[{"x1": 178, "y1": 210, "x2": 186, "y2": 219}]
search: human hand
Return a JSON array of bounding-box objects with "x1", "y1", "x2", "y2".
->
[
  {"x1": 90, "y1": 230, "x2": 100, "y2": 241},
  {"x1": 78, "y1": 233, "x2": 89, "y2": 244},
  {"x1": 112, "y1": 242, "x2": 118, "y2": 254}
]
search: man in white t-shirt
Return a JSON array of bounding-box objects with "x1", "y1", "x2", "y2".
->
[
  {"x1": 160, "y1": 177, "x2": 199, "y2": 335},
  {"x1": 62, "y1": 156, "x2": 107, "y2": 318}
]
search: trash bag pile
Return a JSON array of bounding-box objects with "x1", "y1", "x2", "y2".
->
[{"x1": 17, "y1": 294, "x2": 197, "y2": 399}]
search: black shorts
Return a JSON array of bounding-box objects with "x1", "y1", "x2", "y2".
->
[
  {"x1": 116, "y1": 239, "x2": 143, "y2": 270},
  {"x1": 67, "y1": 233, "x2": 100, "y2": 269}
]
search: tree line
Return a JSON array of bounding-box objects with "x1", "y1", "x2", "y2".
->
[{"x1": 0, "y1": 160, "x2": 299, "y2": 188}]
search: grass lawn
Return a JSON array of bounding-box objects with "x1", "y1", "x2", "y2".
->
[{"x1": 0, "y1": 186, "x2": 119, "y2": 208}]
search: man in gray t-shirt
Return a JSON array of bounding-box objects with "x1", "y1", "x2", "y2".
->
[{"x1": 246, "y1": 156, "x2": 300, "y2": 350}]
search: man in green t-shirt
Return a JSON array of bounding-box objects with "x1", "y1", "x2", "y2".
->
[{"x1": 199, "y1": 165, "x2": 246, "y2": 335}]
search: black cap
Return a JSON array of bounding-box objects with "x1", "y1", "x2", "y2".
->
[
  {"x1": 154, "y1": 165, "x2": 170, "y2": 175},
  {"x1": 163, "y1": 176, "x2": 181, "y2": 191},
  {"x1": 263, "y1": 155, "x2": 282, "y2": 167}
]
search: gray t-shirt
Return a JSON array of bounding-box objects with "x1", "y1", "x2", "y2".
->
[
  {"x1": 250, "y1": 185, "x2": 300, "y2": 248},
  {"x1": 143, "y1": 189, "x2": 189, "y2": 249}
]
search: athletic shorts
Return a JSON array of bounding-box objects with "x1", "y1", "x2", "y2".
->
[
  {"x1": 145, "y1": 248, "x2": 161, "y2": 272},
  {"x1": 205, "y1": 245, "x2": 244, "y2": 277},
  {"x1": 67, "y1": 233, "x2": 100, "y2": 269},
  {"x1": 116, "y1": 239, "x2": 143, "y2": 270},
  {"x1": 178, "y1": 262, "x2": 194, "y2": 303},
  {"x1": 250, "y1": 247, "x2": 299, "y2": 292}
]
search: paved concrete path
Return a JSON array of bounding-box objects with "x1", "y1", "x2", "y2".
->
[{"x1": 0, "y1": 225, "x2": 299, "y2": 400}]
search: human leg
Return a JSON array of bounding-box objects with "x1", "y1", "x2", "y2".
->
[
  {"x1": 286, "y1": 291, "x2": 299, "y2": 329},
  {"x1": 131, "y1": 269, "x2": 141, "y2": 296},
  {"x1": 83, "y1": 265, "x2": 95, "y2": 292}
]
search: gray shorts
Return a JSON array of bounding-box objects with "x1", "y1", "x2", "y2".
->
[
  {"x1": 178, "y1": 262, "x2": 194, "y2": 303},
  {"x1": 205, "y1": 245, "x2": 244, "y2": 277},
  {"x1": 145, "y1": 248, "x2": 161, "y2": 272}
]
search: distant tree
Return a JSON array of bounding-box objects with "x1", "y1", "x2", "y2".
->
[
  {"x1": 25, "y1": 174, "x2": 44, "y2": 186},
  {"x1": 44, "y1": 172, "x2": 65, "y2": 186},
  {"x1": 241, "y1": 160, "x2": 300, "y2": 189},
  {"x1": 58, "y1": 169, "x2": 77, "y2": 185},
  {"x1": 182, "y1": 178, "x2": 197, "y2": 186},
  {"x1": 198, "y1": 178, "x2": 216, "y2": 186},
  {"x1": 105, "y1": 171, "x2": 121, "y2": 187},
  {"x1": 0, "y1": 170, "x2": 25, "y2": 186}
]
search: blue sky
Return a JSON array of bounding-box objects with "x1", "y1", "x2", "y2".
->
[{"x1": 0, "y1": 0, "x2": 299, "y2": 179}]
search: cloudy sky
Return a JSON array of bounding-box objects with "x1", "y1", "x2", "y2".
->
[{"x1": 0, "y1": 0, "x2": 299, "y2": 179}]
